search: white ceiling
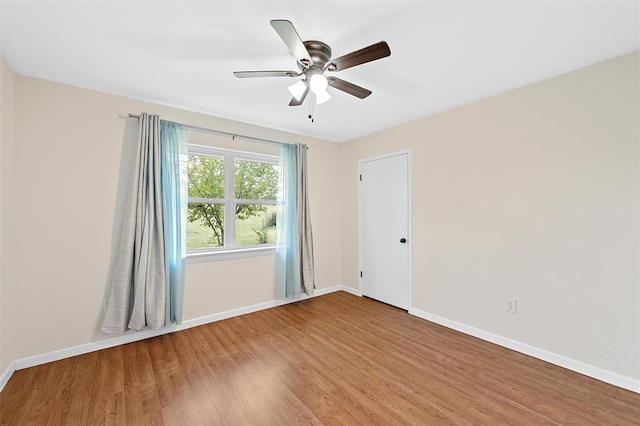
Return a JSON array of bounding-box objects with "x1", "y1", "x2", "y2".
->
[{"x1": 1, "y1": 1, "x2": 638, "y2": 142}]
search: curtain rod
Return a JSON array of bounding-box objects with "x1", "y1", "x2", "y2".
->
[{"x1": 127, "y1": 113, "x2": 287, "y2": 147}]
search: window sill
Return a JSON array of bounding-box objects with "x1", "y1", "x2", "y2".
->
[{"x1": 186, "y1": 246, "x2": 276, "y2": 263}]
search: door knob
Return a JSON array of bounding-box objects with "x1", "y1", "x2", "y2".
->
[{"x1": 400, "y1": 238, "x2": 407, "y2": 243}]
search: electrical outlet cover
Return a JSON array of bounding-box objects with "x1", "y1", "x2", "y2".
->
[{"x1": 506, "y1": 298, "x2": 517, "y2": 314}]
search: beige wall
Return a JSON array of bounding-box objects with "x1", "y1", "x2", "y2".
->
[
  {"x1": 11, "y1": 76, "x2": 342, "y2": 359},
  {"x1": 341, "y1": 52, "x2": 640, "y2": 379},
  {"x1": 0, "y1": 58, "x2": 15, "y2": 375}
]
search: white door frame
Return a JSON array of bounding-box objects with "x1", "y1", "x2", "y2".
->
[{"x1": 358, "y1": 149, "x2": 412, "y2": 310}]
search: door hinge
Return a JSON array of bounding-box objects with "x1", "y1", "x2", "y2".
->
[
  {"x1": 359, "y1": 174, "x2": 362, "y2": 181},
  {"x1": 360, "y1": 271, "x2": 363, "y2": 278}
]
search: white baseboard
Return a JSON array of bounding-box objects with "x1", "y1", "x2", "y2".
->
[
  {"x1": 0, "y1": 361, "x2": 15, "y2": 393},
  {"x1": 340, "y1": 285, "x2": 362, "y2": 297},
  {"x1": 312, "y1": 284, "x2": 344, "y2": 297},
  {"x1": 409, "y1": 308, "x2": 640, "y2": 394},
  {"x1": 13, "y1": 285, "x2": 346, "y2": 371}
]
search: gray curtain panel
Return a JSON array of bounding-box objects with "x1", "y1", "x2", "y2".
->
[
  {"x1": 297, "y1": 144, "x2": 315, "y2": 295},
  {"x1": 101, "y1": 113, "x2": 167, "y2": 333}
]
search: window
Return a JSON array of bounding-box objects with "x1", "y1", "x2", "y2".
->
[{"x1": 187, "y1": 144, "x2": 279, "y2": 256}]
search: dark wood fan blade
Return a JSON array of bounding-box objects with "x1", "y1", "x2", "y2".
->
[
  {"x1": 331, "y1": 41, "x2": 390, "y2": 72},
  {"x1": 270, "y1": 20, "x2": 312, "y2": 65},
  {"x1": 233, "y1": 71, "x2": 298, "y2": 78},
  {"x1": 289, "y1": 85, "x2": 310, "y2": 106},
  {"x1": 327, "y1": 77, "x2": 372, "y2": 99}
]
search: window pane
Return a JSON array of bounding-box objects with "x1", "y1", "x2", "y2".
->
[
  {"x1": 188, "y1": 155, "x2": 224, "y2": 199},
  {"x1": 234, "y1": 160, "x2": 279, "y2": 201},
  {"x1": 187, "y1": 203, "x2": 225, "y2": 249},
  {"x1": 236, "y1": 205, "x2": 277, "y2": 246}
]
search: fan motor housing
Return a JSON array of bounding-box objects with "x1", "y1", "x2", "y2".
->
[{"x1": 300, "y1": 40, "x2": 332, "y2": 69}]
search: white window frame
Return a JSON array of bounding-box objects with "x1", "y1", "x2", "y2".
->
[{"x1": 186, "y1": 144, "x2": 278, "y2": 263}]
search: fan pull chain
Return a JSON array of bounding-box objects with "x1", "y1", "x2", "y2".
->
[{"x1": 308, "y1": 96, "x2": 315, "y2": 123}]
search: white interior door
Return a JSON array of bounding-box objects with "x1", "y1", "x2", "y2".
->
[{"x1": 359, "y1": 152, "x2": 410, "y2": 310}]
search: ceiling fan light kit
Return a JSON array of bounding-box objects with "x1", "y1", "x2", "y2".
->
[{"x1": 234, "y1": 19, "x2": 391, "y2": 110}]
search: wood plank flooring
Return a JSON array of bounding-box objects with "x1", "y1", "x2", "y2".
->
[{"x1": 1, "y1": 291, "x2": 639, "y2": 425}]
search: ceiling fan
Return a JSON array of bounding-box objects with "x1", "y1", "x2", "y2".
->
[{"x1": 233, "y1": 20, "x2": 391, "y2": 107}]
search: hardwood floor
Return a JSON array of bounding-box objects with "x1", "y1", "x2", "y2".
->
[{"x1": 1, "y1": 291, "x2": 639, "y2": 425}]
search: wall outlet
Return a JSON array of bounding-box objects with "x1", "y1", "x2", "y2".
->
[{"x1": 506, "y1": 298, "x2": 517, "y2": 314}]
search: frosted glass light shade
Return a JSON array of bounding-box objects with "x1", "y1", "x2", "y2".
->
[
  {"x1": 309, "y1": 74, "x2": 328, "y2": 94},
  {"x1": 314, "y1": 89, "x2": 331, "y2": 105},
  {"x1": 288, "y1": 80, "x2": 307, "y2": 101}
]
